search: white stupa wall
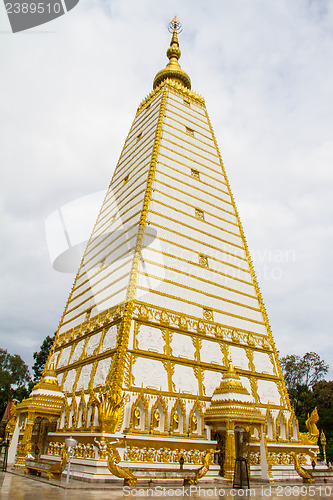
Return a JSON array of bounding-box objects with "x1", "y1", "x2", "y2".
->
[
  {"x1": 76, "y1": 363, "x2": 93, "y2": 391},
  {"x1": 57, "y1": 93, "x2": 164, "y2": 335},
  {"x1": 170, "y1": 332, "x2": 196, "y2": 359},
  {"x1": 173, "y1": 364, "x2": 199, "y2": 394},
  {"x1": 202, "y1": 369, "x2": 223, "y2": 397},
  {"x1": 135, "y1": 88, "x2": 268, "y2": 338},
  {"x1": 229, "y1": 345, "x2": 250, "y2": 371},
  {"x1": 200, "y1": 339, "x2": 222, "y2": 365},
  {"x1": 93, "y1": 356, "x2": 113, "y2": 387},
  {"x1": 257, "y1": 380, "x2": 281, "y2": 405},
  {"x1": 51, "y1": 83, "x2": 290, "y2": 422},
  {"x1": 131, "y1": 357, "x2": 168, "y2": 391},
  {"x1": 252, "y1": 351, "x2": 276, "y2": 375}
]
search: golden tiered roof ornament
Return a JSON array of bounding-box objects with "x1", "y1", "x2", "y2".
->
[
  {"x1": 31, "y1": 363, "x2": 63, "y2": 393},
  {"x1": 205, "y1": 362, "x2": 265, "y2": 425},
  {"x1": 153, "y1": 17, "x2": 191, "y2": 90},
  {"x1": 10, "y1": 362, "x2": 65, "y2": 464}
]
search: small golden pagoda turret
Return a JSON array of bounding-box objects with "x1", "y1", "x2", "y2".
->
[
  {"x1": 205, "y1": 363, "x2": 265, "y2": 478},
  {"x1": 8, "y1": 362, "x2": 64, "y2": 465}
]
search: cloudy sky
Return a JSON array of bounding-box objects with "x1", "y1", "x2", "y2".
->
[{"x1": 1, "y1": 0, "x2": 333, "y2": 379}]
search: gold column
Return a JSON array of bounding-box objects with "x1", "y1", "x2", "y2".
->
[
  {"x1": 259, "y1": 425, "x2": 270, "y2": 481},
  {"x1": 16, "y1": 413, "x2": 35, "y2": 465},
  {"x1": 320, "y1": 430, "x2": 327, "y2": 463},
  {"x1": 163, "y1": 329, "x2": 173, "y2": 392},
  {"x1": 224, "y1": 421, "x2": 236, "y2": 479},
  {"x1": 263, "y1": 432, "x2": 273, "y2": 480},
  {"x1": 105, "y1": 87, "x2": 168, "y2": 403}
]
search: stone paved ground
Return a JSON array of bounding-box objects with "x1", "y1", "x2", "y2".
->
[{"x1": 2, "y1": 472, "x2": 333, "y2": 499}]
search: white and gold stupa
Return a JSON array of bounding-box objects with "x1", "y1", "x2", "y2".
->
[{"x1": 9, "y1": 18, "x2": 318, "y2": 482}]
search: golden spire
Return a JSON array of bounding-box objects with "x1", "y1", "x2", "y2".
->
[{"x1": 153, "y1": 17, "x2": 191, "y2": 90}]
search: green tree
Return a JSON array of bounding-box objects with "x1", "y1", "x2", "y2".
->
[
  {"x1": 32, "y1": 333, "x2": 56, "y2": 383},
  {"x1": 280, "y1": 352, "x2": 333, "y2": 462},
  {"x1": 280, "y1": 352, "x2": 328, "y2": 390},
  {"x1": 0, "y1": 348, "x2": 31, "y2": 417}
]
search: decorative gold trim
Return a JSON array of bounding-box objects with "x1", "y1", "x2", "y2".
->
[
  {"x1": 148, "y1": 220, "x2": 247, "y2": 264},
  {"x1": 288, "y1": 407, "x2": 300, "y2": 442},
  {"x1": 161, "y1": 136, "x2": 221, "y2": 169},
  {"x1": 166, "y1": 127, "x2": 219, "y2": 159},
  {"x1": 101, "y1": 87, "x2": 168, "y2": 427},
  {"x1": 137, "y1": 80, "x2": 204, "y2": 115},
  {"x1": 149, "y1": 209, "x2": 244, "y2": 250},
  {"x1": 158, "y1": 147, "x2": 229, "y2": 188},
  {"x1": 164, "y1": 80, "x2": 205, "y2": 106},
  {"x1": 188, "y1": 400, "x2": 205, "y2": 438},
  {"x1": 249, "y1": 377, "x2": 260, "y2": 405},
  {"x1": 246, "y1": 348, "x2": 255, "y2": 372},
  {"x1": 136, "y1": 285, "x2": 265, "y2": 327},
  {"x1": 143, "y1": 232, "x2": 251, "y2": 275},
  {"x1": 276, "y1": 410, "x2": 288, "y2": 442},
  {"x1": 136, "y1": 83, "x2": 165, "y2": 114},
  {"x1": 150, "y1": 395, "x2": 169, "y2": 434},
  {"x1": 265, "y1": 406, "x2": 276, "y2": 441},
  {"x1": 167, "y1": 94, "x2": 207, "y2": 119},
  {"x1": 163, "y1": 108, "x2": 214, "y2": 140},
  {"x1": 133, "y1": 302, "x2": 271, "y2": 348},
  {"x1": 170, "y1": 397, "x2": 186, "y2": 435},
  {"x1": 76, "y1": 389, "x2": 87, "y2": 429},
  {"x1": 137, "y1": 258, "x2": 258, "y2": 303},
  {"x1": 204, "y1": 105, "x2": 293, "y2": 413},
  {"x1": 127, "y1": 392, "x2": 149, "y2": 434},
  {"x1": 159, "y1": 163, "x2": 227, "y2": 207},
  {"x1": 64, "y1": 271, "x2": 129, "y2": 317},
  {"x1": 151, "y1": 197, "x2": 241, "y2": 236}
]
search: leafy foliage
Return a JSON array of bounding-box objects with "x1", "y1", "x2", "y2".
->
[
  {"x1": 280, "y1": 352, "x2": 328, "y2": 390},
  {"x1": 281, "y1": 352, "x2": 333, "y2": 462},
  {"x1": 32, "y1": 333, "x2": 56, "y2": 383},
  {"x1": 0, "y1": 348, "x2": 31, "y2": 417}
]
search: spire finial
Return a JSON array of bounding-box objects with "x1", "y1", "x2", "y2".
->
[
  {"x1": 153, "y1": 17, "x2": 191, "y2": 90},
  {"x1": 168, "y1": 16, "x2": 182, "y2": 35}
]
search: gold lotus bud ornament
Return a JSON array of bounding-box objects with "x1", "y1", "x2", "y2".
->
[
  {"x1": 173, "y1": 413, "x2": 179, "y2": 431},
  {"x1": 134, "y1": 409, "x2": 140, "y2": 427},
  {"x1": 153, "y1": 410, "x2": 160, "y2": 428}
]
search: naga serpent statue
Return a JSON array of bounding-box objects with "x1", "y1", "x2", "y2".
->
[
  {"x1": 106, "y1": 440, "x2": 137, "y2": 486},
  {"x1": 184, "y1": 449, "x2": 220, "y2": 485},
  {"x1": 92, "y1": 385, "x2": 124, "y2": 434},
  {"x1": 289, "y1": 452, "x2": 315, "y2": 483},
  {"x1": 300, "y1": 407, "x2": 320, "y2": 445}
]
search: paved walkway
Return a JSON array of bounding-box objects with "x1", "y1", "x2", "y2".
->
[{"x1": 1, "y1": 471, "x2": 333, "y2": 499}]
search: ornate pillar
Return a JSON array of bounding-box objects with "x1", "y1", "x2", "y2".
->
[
  {"x1": 244, "y1": 427, "x2": 251, "y2": 480},
  {"x1": 16, "y1": 412, "x2": 35, "y2": 465},
  {"x1": 7, "y1": 418, "x2": 20, "y2": 464},
  {"x1": 259, "y1": 424, "x2": 270, "y2": 481},
  {"x1": 224, "y1": 420, "x2": 236, "y2": 479}
]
